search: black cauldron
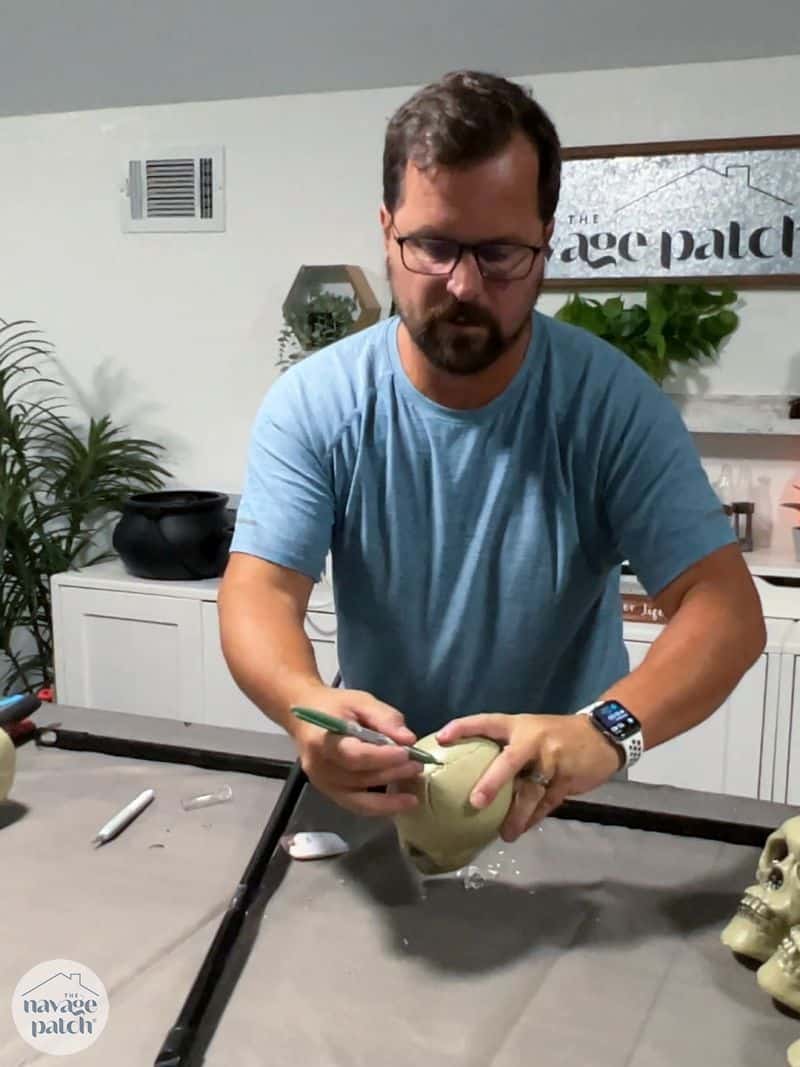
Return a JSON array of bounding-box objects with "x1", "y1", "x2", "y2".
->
[{"x1": 113, "y1": 491, "x2": 232, "y2": 580}]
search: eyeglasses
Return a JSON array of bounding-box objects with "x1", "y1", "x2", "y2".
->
[{"x1": 392, "y1": 228, "x2": 543, "y2": 281}]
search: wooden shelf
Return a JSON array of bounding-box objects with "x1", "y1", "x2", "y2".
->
[{"x1": 667, "y1": 394, "x2": 800, "y2": 435}]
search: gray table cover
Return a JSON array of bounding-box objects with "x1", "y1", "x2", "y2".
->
[
  {"x1": 4, "y1": 704, "x2": 800, "y2": 1066},
  {"x1": 205, "y1": 784, "x2": 800, "y2": 1067},
  {"x1": 0, "y1": 705, "x2": 289, "y2": 1066}
]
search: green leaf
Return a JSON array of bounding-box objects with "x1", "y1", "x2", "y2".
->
[
  {"x1": 553, "y1": 282, "x2": 740, "y2": 385},
  {"x1": 602, "y1": 297, "x2": 625, "y2": 320},
  {"x1": 645, "y1": 287, "x2": 668, "y2": 330}
]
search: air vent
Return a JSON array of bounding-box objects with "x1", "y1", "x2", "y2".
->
[{"x1": 121, "y1": 147, "x2": 225, "y2": 233}]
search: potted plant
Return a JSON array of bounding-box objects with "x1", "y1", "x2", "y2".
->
[
  {"x1": 554, "y1": 283, "x2": 739, "y2": 385},
  {"x1": 277, "y1": 284, "x2": 359, "y2": 372},
  {"x1": 0, "y1": 318, "x2": 170, "y2": 694}
]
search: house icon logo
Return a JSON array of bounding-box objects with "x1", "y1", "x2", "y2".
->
[
  {"x1": 614, "y1": 163, "x2": 794, "y2": 216},
  {"x1": 11, "y1": 958, "x2": 109, "y2": 1055}
]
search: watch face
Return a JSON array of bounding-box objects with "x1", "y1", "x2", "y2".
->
[{"x1": 593, "y1": 701, "x2": 640, "y2": 741}]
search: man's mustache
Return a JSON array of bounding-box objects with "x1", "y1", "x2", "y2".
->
[{"x1": 427, "y1": 301, "x2": 493, "y2": 327}]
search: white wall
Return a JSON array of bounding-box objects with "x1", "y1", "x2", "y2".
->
[
  {"x1": 1, "y1": 54, "x2": 798, "y2": 546},
  {"x1": 0, "y1": 89, "x2": 396, "y2": 491}
]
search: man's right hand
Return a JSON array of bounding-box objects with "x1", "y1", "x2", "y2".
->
[{"x1": 287, "y1": 685, "x2": 423, "y2": 816}]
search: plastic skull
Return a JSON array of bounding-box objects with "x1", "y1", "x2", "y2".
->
[
  {"x1": 758, "y1": 925, "x2": 800, "y2": 1013},
  {"x1": 722, "y1": 816, "x2": 800, "y2": 962},
  {"x1": 392, "y1": 734, "x2": 513, "y2": 875}
]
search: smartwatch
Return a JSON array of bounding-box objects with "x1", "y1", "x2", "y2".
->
[{"x1": 577, "y1": 699, "x2": 644, "y2": 769}]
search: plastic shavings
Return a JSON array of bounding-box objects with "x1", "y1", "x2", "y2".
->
[{"x1": 463, "y1": 866, "x2": 485, "y2": 890}]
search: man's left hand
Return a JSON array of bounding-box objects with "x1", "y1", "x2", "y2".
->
[{"x1": 435, "y1": 712, "x2": 621, "y2": 842}]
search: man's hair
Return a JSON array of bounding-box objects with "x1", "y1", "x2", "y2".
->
[{"x1": 383, "y1": 70, "x2": 562, "y2": 222}]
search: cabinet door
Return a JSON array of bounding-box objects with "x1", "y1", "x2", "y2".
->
[
  {"x1": 200, "y1": 603, "x2": 283, "y2": 733},
  {"x1": 761, "y1": 651, "x2": 795, "y2": 803},
  {"x1": 785, "y1": 657, "x2": 800, "y2": 805},
  {"x1": 55, "y1": 587, "x2": 203, "y2": 722},
  {"x1": 304, "y1": 611, "x2": 339, "y2": 685},
  {"x1": 310, "y1": 640, "x2": 339, "y2": 686},
  {"x1": 626, "y1": 639, "x2": 768, "y2": 798},
  {"x1": 200, "y1": 606, "x2": 339, "y2": 732}
]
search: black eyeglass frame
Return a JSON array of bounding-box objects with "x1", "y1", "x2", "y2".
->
[{"x1": 391, "y1": 226, "x2": 544, "y2": 281}]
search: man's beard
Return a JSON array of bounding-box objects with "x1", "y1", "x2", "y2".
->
[{"x1": 388, "y1": 264, "x2": 533, "y2": 376}]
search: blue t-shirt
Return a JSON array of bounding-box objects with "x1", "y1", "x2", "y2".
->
[{"x1": 231, "y1": 312, "x2": 734, "y2": 735}]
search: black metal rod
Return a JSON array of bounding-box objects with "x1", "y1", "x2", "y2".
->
[
  {"x1": 154, "y1": 761, "x2": 307, "y2": 1067},
  {"x1": 153, "y1": 668, "x2": 340, "y2": 1064},
  {"x1": 35, "y1": 727, "x2": 293, "y2": 780}
]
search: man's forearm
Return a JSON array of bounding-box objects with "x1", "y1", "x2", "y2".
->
[
  {"x1": 602, "y1": 585, "x2": 766, "y2": 750},
  {"x1": 218, "y1": 584, "x2": 326, "y2": 734}
]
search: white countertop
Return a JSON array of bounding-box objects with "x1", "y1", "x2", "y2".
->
[
  {"x1": 622, "y1": 549, "x2": 800, "y2": 585},
  {"x1": 54, "y1": 548, "x2": 800, "y2": 619},
  {"x1": 739, "y1": 549, "x2": 800, "y2": 580},
  {"x1": 622, "y1": 549, "x2": 800, "y2": 620},
  {"x1": 50, "y1": 557, "x2": 336, "y2": 611}
]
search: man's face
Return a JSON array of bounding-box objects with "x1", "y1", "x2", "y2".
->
[{"x1": 381, "y1": 132, "x2": 553, "y2": 376}]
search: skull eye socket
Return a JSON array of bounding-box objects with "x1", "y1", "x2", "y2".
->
[
  {"x1": 759, "y1": 838, "x2": 789, "y2": 886},
  {"x1": 768, "y1": 840, "x2": 789, "y2": 863},
  {"x1": 764, "y1": 839, "x2": 789, "y2": 869}
]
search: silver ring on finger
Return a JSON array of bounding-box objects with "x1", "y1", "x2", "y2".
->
[{"x1": 527, "y1": 768, "x2": 551, "y2": 787}]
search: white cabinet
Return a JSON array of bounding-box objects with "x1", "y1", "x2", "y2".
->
[
  {"x1": 624, "y1": 617, "x2": 793, "y2": 800},
  {"x1": 303, "y1": 612, "x2": 339, "y2": 685},
  {"x1": 54, "y1": 586, "x2": 203, "y2": 723},
  {"x1": 51, "y1": 560, "x2": 800, "y2": 802},
  {"x1": 51, "y1": 560, "x2": 338, "y2": 734},
  {"x1": 778, "y1": 622, "x2": 800, "y2": 805},
  {"x1": 200, "y1": 601, "x2": 265, "y2": 733}
]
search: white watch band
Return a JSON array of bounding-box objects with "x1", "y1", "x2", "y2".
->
[{"x1": 576, "y1": 701, "x2": 644, "y2": 769}]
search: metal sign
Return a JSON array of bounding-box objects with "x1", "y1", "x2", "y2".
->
[{"x1": 543, "y1": 135, "x2": 800, "y2": 289}]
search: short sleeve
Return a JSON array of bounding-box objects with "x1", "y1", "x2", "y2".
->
[
  {"x1": 598, "y1": 366, "x2": 736, "y2": 597},
  {"x1": 229, "y1": 375, "x2": 334, "y2": 581}
]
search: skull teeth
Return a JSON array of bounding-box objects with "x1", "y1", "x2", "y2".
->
[
  {"x1": 775, "y1": 930, "x2": 800, "y2": 977},
  {"x1": 739, "y1": 892, "x2": 781, "y2": 932}
]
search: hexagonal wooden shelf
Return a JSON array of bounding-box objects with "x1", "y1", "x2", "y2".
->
[{"x1": 282, "y1": 265, "x2": 381, "y2": 336}]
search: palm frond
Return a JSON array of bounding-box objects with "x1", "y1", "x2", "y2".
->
[{"x1": 0, "y1": 317, "x2": 170, "y2": 693}]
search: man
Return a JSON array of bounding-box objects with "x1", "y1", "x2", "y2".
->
[{"x1": 219, "y1": 70, "x2": 765, "y2": 842}]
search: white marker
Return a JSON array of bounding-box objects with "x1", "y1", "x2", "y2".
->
[{"x1": 92, "y1": 789, "x2": 155, "y2": 846}]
